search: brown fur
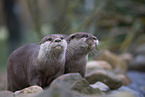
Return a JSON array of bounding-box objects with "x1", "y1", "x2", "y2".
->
[
  {"x1": 65, "y1": 32, "x2": 98, "y2": 77},
  {"x1": 7, "y1": 34, "x2": 67, "y2": 92}
]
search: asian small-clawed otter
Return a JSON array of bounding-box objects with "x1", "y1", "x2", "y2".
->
[
  {"x1": 65, "y1": 32, "x2": 99, "y2": 77},
  {"x1": 7, "y1": 34, "x2": 67, "y2": 92}
]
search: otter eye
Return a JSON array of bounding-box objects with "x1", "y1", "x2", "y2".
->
[
  {"x1": 93, "y1": 37, "x2": 97, "y2": 40},
  {"x1": 82, "y1": 34, "x2": 88, "y2": 38},
  {"x1": 47, "y1": 38, "x2": 52, "y2": 41},
  {"x1": 71, "y1": 35, "x2": 75, "y2": 39},
  {"x1": 61, "y1": 37, "x2": 64, "y2": 40}
]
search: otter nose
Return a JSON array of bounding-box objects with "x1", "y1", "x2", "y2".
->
[
  {"x1": 86, "y1": 39, "x2": 94, "y2": 45},
  {"x1": 55, "y1": 39, "x2": 61, "y2": 42}
]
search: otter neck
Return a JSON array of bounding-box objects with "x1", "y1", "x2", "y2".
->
[
  {"x1": 66, "y1": 44, "x2": 89, "y2": 61},
  {"x1": 37, "y1": 49, "x2": 65, "y2": 63}
]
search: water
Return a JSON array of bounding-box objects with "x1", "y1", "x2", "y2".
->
[{"x1": 119, "y1": 71, "x2": 145, "y2": 97}]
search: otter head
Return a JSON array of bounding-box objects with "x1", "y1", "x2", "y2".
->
[
  {"x1": 37, "y1": 34, "x2": 67, "y2": 60},
  {"x1": 67, "y1": 32, "x2": 99, "y2": 54}
]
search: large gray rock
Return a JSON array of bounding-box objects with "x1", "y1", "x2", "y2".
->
[
  {"x1": 14, "y1": 85, "x2": 43, "y2": 97},
  {"x1": 36, "y1": 73, "x2": 103, "y2": 97},
  {"x1": 118, "y1": 53, "x2": 133, "y2": 64},
  {"x1": 36, "y1": 86, "x2": 78, "y2": 97},
  {"x1": 12, "y1": 73, "x2": 103, "y2": 97},
  {"x1": 71, "y1": 79, "x2": 101, "y2": 95},
  {"x1": 86, "y1": 61, "x2": 113, "y2": 71},
  {"x1": 94, "y1": 50, "x2": 127, "y2": 73},
  {"x1": 117, "y1": 74, "x2": 130, "y2": 86},
  {"x1": 49, "y1": 73, "x2": 102, "y2": 95},
  {"x1": 87, "y1": 60, "x2": 130, "y2": 86},
  {"x1": 86, "y1": 68, "x2": 123, "y2": 89},
  {"x1": 0, "y1": 91, "x2": 13, "y2": 97}
]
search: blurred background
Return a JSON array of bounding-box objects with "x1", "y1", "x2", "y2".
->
[{"x1": 0, "y1": 0, "x2": 145, "y2": 93}]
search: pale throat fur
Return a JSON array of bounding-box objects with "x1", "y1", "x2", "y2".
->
[{"x1": 37, "y1": 39, "x2": 67, "y2": 62}]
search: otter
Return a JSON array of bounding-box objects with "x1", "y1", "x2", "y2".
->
[
  {"x1": 7, "y1": 34, "x2": 67, "y2": 92},
  {"x1": 65, "y1": 32, "x2": 99, "y2": 77}
]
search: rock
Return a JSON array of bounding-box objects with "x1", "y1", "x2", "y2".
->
[
  {"x1": 0, "y1": 91, "x2": 13, "y2": 97},
  {"x1": 86, "y1": 61, "x2": 113, "y2": 71},
  {"x1": 86, "y1": 69, "x2": 123, "y2": 89},
  {"x1": 36, "y1": 73, "x2": 104, "y2": 97},
  {"x1": 71, "y1": 79, "x2": 101, "y2": 95},
  {"x1": 14, "y1": 85, "x2": 43, "y2": 97},
  {"x1": 86, "y1": 60, "x2": 130, "y2": 86},
  {"x1": 49, "y1": 73, "x2": 82, "y2": 90},
  {"x1": 36, "y1": 86, "x2": 78, "y2": 97},
  {"x1": 106, "y1": 91, "x2": 137, "y2": 97},
  {"x1": 90, "y1": 81, "x2": 110, "y2": 92},
  {"x1": 129, "y1": 54, "x2": 145, "y2": 72},
  {"x1": 134, "y1": 43, "x2": 145, "y2": 55},
  {"x1": 118, "y1": 53, "x2": 133, "y2": 64},
  {"x1": 49, "y1": 73, "x2": 103, "y2": 95},
  {"x1": 129, "y1": 43, "x2": 145, "y2": 72},
  {"x1": 94, "y1": 50, "x2": 127, "y2": 73},
  {"x1": 117, "y1": 74, "x2": 130, "y2": 86}
]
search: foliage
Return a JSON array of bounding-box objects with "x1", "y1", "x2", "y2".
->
[
  {"x1": 1, "y1": 0, "x2": 145, "y2": 68},
  {"x1": 23, "y1": 0, "x2": 145, "y2": 52}
]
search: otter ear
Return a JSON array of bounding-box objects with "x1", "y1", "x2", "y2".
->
[
  {"x1": 40, "y1": 38, "x2": 46, "y2": 44},
  {"x1": 62, "y1": 34, "x2": 68, "y2": 39},
  {"x1": 66, "y1": 35, "x2": 75, "y2": 42},
  {"x1": 39, "y1": 41, "x2": 42, "y2": 44},
  {"x1": 40, "y1": 35, "x2": 51, "y2": 44}
]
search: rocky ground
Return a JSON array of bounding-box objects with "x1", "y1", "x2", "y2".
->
[{"x1": 0, "y1": 44, "x2": 145, "y2": 97}]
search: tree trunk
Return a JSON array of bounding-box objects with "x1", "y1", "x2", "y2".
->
[{"x1": 3, "y1": 0, "x2": 22, "y2": 53}]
